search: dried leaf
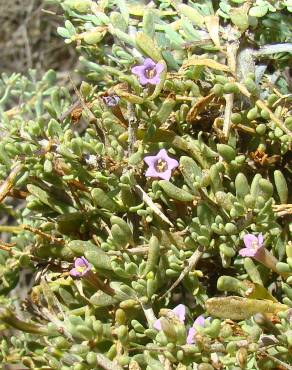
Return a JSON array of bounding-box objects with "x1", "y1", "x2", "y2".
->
[
  {"x1": 186, "y1": 93, "x2": 215, "y2": 124},
  {"x1": 0, "y1": 164, "x2": 23, "y2": 203},
  {"x1": 205, "y1": 15, "x2": 220, "y2": 48},
  {"x1": 183, "y1": 58, "x2": 230, "y2": 72},
  {"x1": 244, "y1": 282, "x2": 278, "y2": 303},
  {"x1": 206, "y1": 296, "x2": 287, "y2": 320}
]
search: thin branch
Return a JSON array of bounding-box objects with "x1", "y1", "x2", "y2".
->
[
  {"x1": 254, "y1": 43, "x2": 292, "y2": 57},
  {"x1": 223, "y1": 42, "x2": 238, "y2": 138},
  {"x1": 134, "y1": 185, "x2": 174, "y2": 227},
  {"x1": 160, "y1": 245, "x2": 204, "y2": 300}
]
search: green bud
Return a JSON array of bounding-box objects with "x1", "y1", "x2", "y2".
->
[
  {"x1": 159, "y1": 180, "x2": 194, "y2": 202},
  {"x1": 86, "y1": 352, "x2": 97, "y2": 366},
  {"x1": 144, "y1": 235, "x2": 160, "y2": 275},
  {"x1": 91, "y1": 188, "x2": 122, "y2": 212},
  {"x1": 219, "y1": 244, "x2": 236, "y2": 258},
  {"x1": 274, "y1": 127, "x2": 283, "y2": 137},
  {"x1": 235, "y1": 173, "x2": 250, "y2": 199},
  {"x1": 215, "y1": 75, "x2": 229, "y2": 85},
  {"x1": 217, "y1": 276, "x2": 245, "y2": 294},
  {"x1": 260, "y1": 109, "x2": 270, "y2": 120},
  {"x1": 256, "y1": 123, "x2": 266, "y2": 135},
  {"x1": 244, "y1": 77, "x2": 257, "y2": 94},
  {"x1": 247, "y1": 107, "x2": 258, "y2": 121},
  {"x1": 267, "y1": 94, "x2": 278, "y2": 108},
  {"x1": 75, "y1": 325, "x2": 94, "y2": 340},
  {"x1": 276, "y1": 262, "x2": 291, "y2": 273},
  {"x1": 115, "y1": 309, "x2": 126, "y2": 325},
  {"x1": 226, "y1": 341, "x2": 237, "y2": 354},
  {"x1": 217, "y1": 144, "x2": 236, "y2": 162},
  {"x1": 156, "y1": 97, "x2": 176, "y2": 124},
  {"x1": 223, "y1": 82, "x2": 239, "y2": 94},
  {"x1": 231, "y1": 112, "x2": 242, "y2": 124},
  {"x1": 258, "y1": 178, "x2": 273, "y2": 199},
  {"x1": 224, "y1": 223, "x2": 238, "y2": 235},
  {"x1": 212, "y1": 83, "x2": 224, "y2": 96},
  {"x1": 274, "y1": 170, "x2": 288, "y2": 204}
]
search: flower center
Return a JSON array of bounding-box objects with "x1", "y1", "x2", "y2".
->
[
  {"x1": 251, "y1": 241, "x2": 259, "y2": 250},
  {"x1": 145, "y1": 67, "x2": 157, "y2": 79},
  {"x1": 155, "y1": 159, "x2": 168, "y2": 173},
  {"x1": 76, "y1": 265, "x2": 86, "y2": 273}
]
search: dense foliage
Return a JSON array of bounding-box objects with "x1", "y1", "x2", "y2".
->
[{"x1": 0, "y1": 0, "x2": 291, "y2": 369}]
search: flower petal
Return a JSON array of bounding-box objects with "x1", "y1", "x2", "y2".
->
[
  {"x1": 145, "y1": 167, "x2": 159, "y2": 178},
  {"x1": 70, "y1": 268, "x2": 80, "y2": 277},
  {"x1": 155, "y1": 63, "x2": 165, "y2": 74},
  {"x1": 172, "y1": 304, "x2": 186, "y2": 323},
  {"x1": 157, "y1": 169, "x2": 172, "y2": 180},
  {"x1": 153, "y1": 319, "x2": 162, "y2": 331},
  {"x1": 258, "y1": 233, "x2": 264, "y2": 246},
  {"x1": 186, "y1": 327, "x2": 196, "y2": 344},
  {"x1": 131, "y1": 66, "x2": 145, "y2": 78},
  {"x1": 75, "y1": 257, "x2": 88, "y2": 268},
  {"x1": 158, "y1": 149, "x2": 178, "y2": 170},
  {"x1": 239, "y1": 247, "x2": 257, "y2": 257},
  {"x1": 194, "y1": 315, "x2": 205, "y2": 327},
  {"x1": 147, "y1": 75, "x2": 161, "y2": 85},
  {"x1": 156, "y1": 149, "x2": 168, "y2": 160},
  {"x1": 167, "y1": 157, "x2": 179, "y2": 170},
  {"x1": 243, "y1": 234, "x2": 258, "y2": 249},
  {"x1": 144, "y1": 155, "x2": 157, "y2": 167},
  {"x1": 139, "y1": 76, "x2": 150, "y2": 85},
  {"x1": 143, "y1": 58, "x2": 156, "y2": 69}
]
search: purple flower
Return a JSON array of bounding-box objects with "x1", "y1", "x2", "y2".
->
[
  {"x1": 102, "y1": 95, "x2": 120, "y2": 107},
  {"x1": 70, "y1": 257, "x2": 92, "y2": 277},
  {"x1": 239, "y1": 233, "x2": 264, "y2": 258},
  {"x1": 153, "y1": 304, "x2": 186, "y2": 330},
  {"x1": 144, "y1": 149, "x2": 179, "y2": 180},
  {"x1": 186, "y1": 315, "x2": 207, "y2": 344},
  {"x1": 131, "y1": 58, "x2": 164, "y2": 86}
]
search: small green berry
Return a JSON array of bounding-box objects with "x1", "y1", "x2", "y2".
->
[
  {"x1": 247, "y1": 107, "x2": 258, "y2": 121},
  {"x1": 223, "y1": 82, "x2": 239, "y2": 94},
  {"x1": 231, "y1": 113, "x2": 242, "y2": 124}
]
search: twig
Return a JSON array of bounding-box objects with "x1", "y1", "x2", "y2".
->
[
  {"x1": 236, "y1": 82, "x2": 292, "y2": 136},
  {"x1": 273, "y1": 204, "x2": 292, "y2": 217},
  {"x1": 22, "y1": 225, "x2": 64, "y2": 244},
  {"x1": 133, "y1": 185, "x2": 174, "y2": 227},
  {"x1": 139, "y1": 300, "x2": 172, "y2": 369},
  {"x1": 127, "y1": 102, "x2": 136, "y2": 158},
  {"x1": 254, "y1": 43, "x2": 292, "y2": 57},
  {"x1": 223, "y1": 93, "x2": 234, "y2": 138},
  {"x1": 223, "y1": 42, "x2": 238, "y2": 138},
  {"x1": 0, "y1": 164, "x2": 23, "y2": 203},
  {"x1": 159, "y1": 245, "x2": 204, "y2": 300},
  {"x1": 258, "y1": 349, "x2": 292, "y2": 370},
  {"x1": 256, "y1": 99, "x2": 292, "y2": 137},
  {"x1": 68, "y1": 74, "x2": 106, "y2": 144}
]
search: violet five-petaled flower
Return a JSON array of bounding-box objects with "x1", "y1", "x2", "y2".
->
[
  {"x1": 70, "y1": 257, "x2": 92, "y2": 277},
  {"x1": 153, "y1": 304, "x2": 186, "y2": 331},
  {"x1": 144, "y1": 149, "x2": 179, "y2": 181},
  {"x1": 131, "y1": 58, "x2": 164, "y2": 86},
  {"x1": 102, "y1": 95, "x2": 120, "y2": 107},
  {"x1": 186, "y1": 315, "x2": 206, "y2": 344},
  {"x1": 239, "y1": 233, "x2": 264, "y2": 258}
]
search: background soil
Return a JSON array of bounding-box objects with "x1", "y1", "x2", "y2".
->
[{"x1": 0, "y1": 0, "x2": 76, "y2": 74}]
